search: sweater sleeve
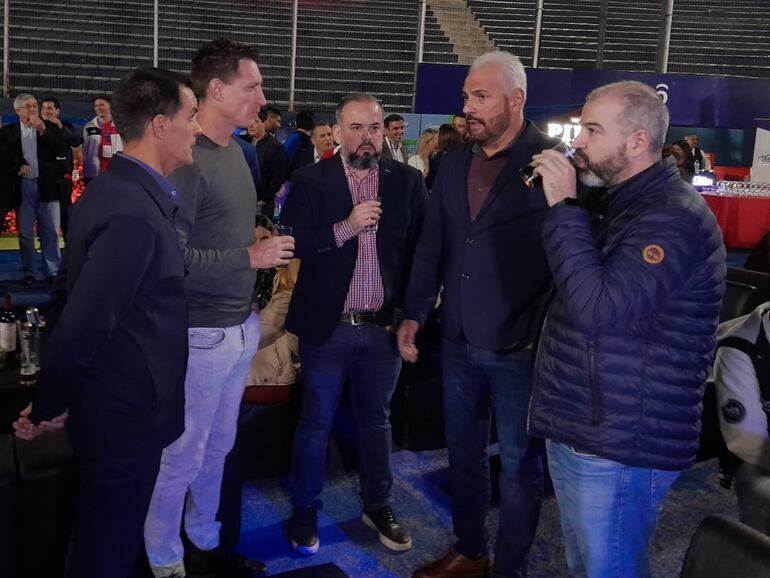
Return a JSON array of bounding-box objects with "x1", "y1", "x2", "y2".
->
[{"x1": 172, "y1": 163, "x2": 251, "y2": 279}]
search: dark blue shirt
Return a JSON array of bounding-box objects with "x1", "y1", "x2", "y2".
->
[{"x1": 118, "y1": 152, "x2": 178, "y2": 202}]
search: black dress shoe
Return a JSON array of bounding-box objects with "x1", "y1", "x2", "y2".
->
[{"x1": 186, "y1": 543, "x2": 267, "y2": 577}]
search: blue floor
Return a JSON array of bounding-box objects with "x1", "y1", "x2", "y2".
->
[{"x1": 236, "y1": 448, "x2": 736, "y2": 578}]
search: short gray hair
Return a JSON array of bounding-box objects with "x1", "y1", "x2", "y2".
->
[
  {"x1": 587, "y1": 81, "x2": 669, "y2": 152},
  {"x1": 335, "y1": 92, "x2": 381, "y2": 124},
  {"x1": 469, "y1": 51, "x2": 527, "y2": 95},
  {"x1": 13, "y1": 93, "x2": 35, "y2": 111}
]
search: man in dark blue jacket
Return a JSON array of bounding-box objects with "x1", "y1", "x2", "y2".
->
[
  {"x1": 527, "y1": 80, "x2": 726, "y2": 578},
  {"x1": 399, "y1": 51, "x2": 557, "y2": 578},
  {"x1": 12, "y1": 67, "x2": 200, "y2": 578}
]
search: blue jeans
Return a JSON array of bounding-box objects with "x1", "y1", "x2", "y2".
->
[
  {"x1": 144, "y1": 313, "x2": 260, "y2": 573},
  {"x1": 19, "y1": 178, "x2": 60, "y2": 277},
  {"x1": 290, "y1": 322, "x2": 401, "y2": 510},
  {"x1": 546, "y1": 441, "x2": 679, "y2": 578},
  {"x1": 442, "y1": 339, "x2": 544, "y2": 578}
]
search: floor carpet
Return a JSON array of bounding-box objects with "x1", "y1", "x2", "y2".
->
[{"x1": 237, "y1": 448, "x2": 736, "y2": 577}]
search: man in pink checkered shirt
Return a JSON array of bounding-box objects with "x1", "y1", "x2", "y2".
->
[{"x1": 281, "y1": 92, "x2": 427, "y2": 556}]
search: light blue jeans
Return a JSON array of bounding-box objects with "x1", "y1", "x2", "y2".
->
[
  {"x1": 144, "y1": 313, "x2": 260, "y2": 574},
  {"x1": 546, "y1": 440, "x2": 679, "y2": 578},
  {"x1": 19, "y1": 178, "x2": 60, "y2": 277}
]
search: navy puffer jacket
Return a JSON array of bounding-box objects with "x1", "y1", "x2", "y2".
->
[{"x1": 528, "y1": 158, "x2": 726, "y2": 471}]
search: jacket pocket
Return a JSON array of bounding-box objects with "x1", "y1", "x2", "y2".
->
[{"x1": 588, "y1": 340, "x2": 603, "y2": 425}]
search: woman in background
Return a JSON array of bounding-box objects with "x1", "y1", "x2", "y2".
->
[
  {"x1": 426, "y1": 123, "x2": 462, "y2": 190},
  {"x1": 408, "y1": 127, "x2": 438, "y2": 177}
]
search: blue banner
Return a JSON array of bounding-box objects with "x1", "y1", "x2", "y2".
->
[{"x1": 416, "y1": 63, "x2": 770, "y2": 130}]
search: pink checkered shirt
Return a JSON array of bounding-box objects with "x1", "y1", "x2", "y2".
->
[{"x1": 332, "y1": 160, "x2": 384, "y2": 314}]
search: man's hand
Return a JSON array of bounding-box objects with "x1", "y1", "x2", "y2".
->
[
  {"x1": 18, "y1": 164, "x2": 32, "y2": 177},
  {"x1": 39, "y1": 410, "x2": 69, "y2": 433},
  {"x1": 530, "y1": 148, "x2": 578, "y2": 207},
  {"x1": 29, "y1": 114, "x2": 46, "y2": 133},
  {"x1": 397, "y1": 319, "x2": 420, "y2": 363},
  {"x1": 346, "y1": 200, "x2": 382, "y2": 235},
  {"x1": 248, "y1": 235, "x2": 295, "y2": 269},
  {"x1": 12, "y1": 404, "x2": 41, "y2": 440},
  {"x1": 73, "y1": 146, "x2": 84, "y2": 164}
]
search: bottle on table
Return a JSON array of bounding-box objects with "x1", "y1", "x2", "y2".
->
[
  {"x1": 19, "y1": 307, "x2": 43, "y2": 386},
  {"x1": 0, "y1": 292, "x2": 15, "y2": 370}
]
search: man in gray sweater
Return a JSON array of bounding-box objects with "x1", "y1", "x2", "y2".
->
[{"x1": 143, "y1": 39, "x2": 294, "y2": 578}]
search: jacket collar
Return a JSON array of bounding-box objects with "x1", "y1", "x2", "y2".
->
[
  {"x1": 106, "y1": 154, "x2": 178, "y2": 220},
  {"x1": 603, "y1": 156, "x2": 681, "y2": 214}
]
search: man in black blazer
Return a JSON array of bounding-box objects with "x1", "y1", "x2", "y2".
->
[
  {"x1": 282, "y1": 92, "x2": 426, "y2": 556},
  {"x1": 13, "y1": 68, "x2": 200, "y2": 578},
  {"x1": 399, "y1": 51, "x2": 557, "y2": 578},
  {"x1": 1, "y1": 94, "x2": 80, "y2": 283}
]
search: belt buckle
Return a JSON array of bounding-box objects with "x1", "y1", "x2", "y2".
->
[{"x1": 350, "y1": 313, "x2": 363, "y2": 326}]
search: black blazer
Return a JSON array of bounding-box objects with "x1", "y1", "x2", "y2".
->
[
  {"x1": 30, "y1": 155, "x2": 188, "y2": 450},
  {"x1": 0, "y1": 120, "x2": 79, "y2": 204},
  {"x1": 403, "y1": 121, "x2": 558, "y2": 352},
  {"x1": 287, "y1": 145, "x2": 315, "y2": 178},
  {"x1": 282, "y1": 154, "x2": 427, "y2": 345}
]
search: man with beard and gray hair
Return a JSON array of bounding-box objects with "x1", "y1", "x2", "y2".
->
[
  {"x1": 527, "y1": 80, "x2": 725, "y2": 577},
  {"x1": 400, "y1": 50, "x2": 559, "y2": 578},
  {"x1": 281, "y1": 92, "x2": 426, "y2": 555}
]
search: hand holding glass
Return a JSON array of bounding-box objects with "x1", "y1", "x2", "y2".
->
[{"x1": 274, "y1": 224, "x2": 293, "y2": 267}]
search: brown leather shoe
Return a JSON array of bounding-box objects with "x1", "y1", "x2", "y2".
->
[{"x1": 411, "y1": 549, "x2": 491, "y2": 578}]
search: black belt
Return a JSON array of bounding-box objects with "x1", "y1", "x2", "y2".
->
[{"x1": 340, "y1": 312, "x2": 376, "y2": 325}]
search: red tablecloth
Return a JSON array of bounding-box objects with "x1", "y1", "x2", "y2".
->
[{"x1": 702, "y1": 194, "x2": 770, "y2": 249}]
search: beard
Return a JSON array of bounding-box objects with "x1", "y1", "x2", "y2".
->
[
  {"x1": 347, "y1": 142, "x2": 380, "y2": 170},
  {"x1": 466, "y1": 96, "x2": 511, "y2": 144},
  {"x1": 575, "y1": 145, "x2": 628, "y2": 188}
]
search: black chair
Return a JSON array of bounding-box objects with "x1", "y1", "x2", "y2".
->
[
  {"x1": 719, "y1": 280, "x2": 759, "y2": 323},
  {"x1": 726, "y1": 267, "x2": 770, "y2": 312},
  {"x1": 681, "y1": 515, "x2": 770, "y2": 577}
]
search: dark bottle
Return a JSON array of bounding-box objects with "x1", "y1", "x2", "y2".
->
[
  {"x1": 0, "y1": 292, "x2": 15, "y2": 369},
  {"x1": 520, "y1": 141, "x2": 576, "y2": 188}
]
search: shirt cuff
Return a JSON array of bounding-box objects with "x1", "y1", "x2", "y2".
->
[{"x1": 333, "y1": 220, "x2": 356, "y2": 247}]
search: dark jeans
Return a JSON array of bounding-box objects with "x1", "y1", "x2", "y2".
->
[
  {"x1": 65, "y1": 423, "x2": 162, "y2": 578},
  {"x1": 442, "y1": 339, "x2": 544, "y2": 578},
  {"x1": 290, "y1": 322, "x2": 401, "y2": 510}
]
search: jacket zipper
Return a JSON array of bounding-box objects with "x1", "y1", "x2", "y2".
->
[{"x1": 588, "y1": 340, "x2": 603, "y2": 425}]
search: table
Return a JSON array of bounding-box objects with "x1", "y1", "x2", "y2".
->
[{"x1": 702, "y1": 194, "x2": 770, "y2": 249}]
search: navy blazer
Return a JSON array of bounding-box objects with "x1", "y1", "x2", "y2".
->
[
  {"x1": 30, "y1": 155, "x2": 188, "y2": 450},
  {"x1": 403, "y1": 121, "x2": 558, "y2": 352},
  {"x1": 282, "y1": 154, "x2": 427, "y2": 345}
]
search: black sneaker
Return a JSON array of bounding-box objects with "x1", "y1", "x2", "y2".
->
[
  {"x1": 287, "y1": 505, "x2": 320, "y2": 555},
  {"x1": 362, "y1": 506, "x2": 412, "y2": 552}
]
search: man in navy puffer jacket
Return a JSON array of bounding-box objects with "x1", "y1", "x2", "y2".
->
[{"x1": 527, "y1": 81, "x2": 725, "y2": 578}]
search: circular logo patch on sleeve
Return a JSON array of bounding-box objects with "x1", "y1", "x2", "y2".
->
[
  {"x1": 642, "y1": 244, "x2": 665, "y2": 264},
  {"x1": 721, "y1": 399, "x2": 746, "y2": 424}
]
